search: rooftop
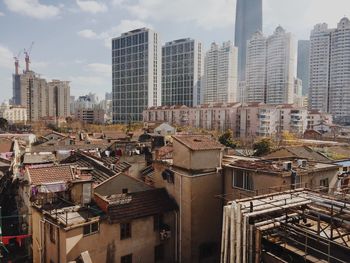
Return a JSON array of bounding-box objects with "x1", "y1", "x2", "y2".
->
[
  {"x1": 173, "y1": 135, "x2": 223, "y2": 151},
  {"x1": 27, "y1": 165, "x2": 73, "y2": 185}
]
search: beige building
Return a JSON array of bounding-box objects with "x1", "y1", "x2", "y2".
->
[
  {"x1": 0, "y1": 101, "x2": 27, "y2": 124},
  {"x1": 151, "y1": 135, "x2": 224, "y2": 262},
  {"x1": 222, "y1": 155, "x2": 340, "y2": 200},
  {"x1": 144, "y1": 103, "x2": 320, "y2": 137},
  {"x1": 13, "y1": 70, "x2": 70, "y2": 122},
  {"x1": 30, "y1": 169, "x2": 177, "y2": 263},
  {"x1": 75, "y1": 108, "x2": 105, "y2": 124}
]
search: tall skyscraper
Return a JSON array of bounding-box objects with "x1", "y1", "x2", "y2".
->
[
  {"x1": 297, "y1": 40, "x2": 310, "y2": 96},
  {"x1": 246, "y1": 27, "x2": 295, "y2": 105},
  {"x1": 246, "y1": 31, "x2": 267, "y2": 102},
  {"x1": 309, "y1": 18, "x2": 350, "y2": 122},
  {"x1": 162, "y1": 38, "x2": 203, "y2": 107},
  {"x1": 235, "y1": 0, "x2": 263, "y2": 81},
  {"x1": 112, "y1": 28, "x2": 161, "y2": 123},
  {"x1": 203, "y1": 41, "x2": 238, "y2": 104}
]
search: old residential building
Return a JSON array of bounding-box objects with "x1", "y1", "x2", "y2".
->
[
  {"x1": 32, "y1": 171, "x2": 177, "y2": 263},
  {"x1": 151, "y1": 135, "x2": 224, "y2": 262},
  {"x1": 0, "y1": 101, "x2": 27, "y2": 124},
  {"x1": 222, "y1": 155, "x2": 339, "y2": 200},
  {"x1": 144, "y1": 103, "x2": 319, "y2": 137}
]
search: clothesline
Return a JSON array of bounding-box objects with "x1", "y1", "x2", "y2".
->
[{"x1": 1, "y1": 234, "x2": 31, "y2": 246}]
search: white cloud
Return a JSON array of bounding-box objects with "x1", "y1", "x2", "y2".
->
[
  {"x1": 122, "y1": 0, "x2": 235, "y2": 30},
  {"x1": 78, "y1": 29, "x2": 98, "y2": 39},
  {"x1": 0, "y1": 44, "x2": 13, "y2": 70},
  {"x1": 77, "y1": 19, "x2": 152, "y2": 48},
  {"x1": 86, "y1": 63, "x2": 111, "y2": 77},
  {"x1": 76, "y1": 0, "x2": 107, "y2": 14},
  {"x1": 0, "y1": 11, "x2": 5, "y2": 16},
  {"x1": 3, "y1": 0, "x2": 61, "y2": 19}
]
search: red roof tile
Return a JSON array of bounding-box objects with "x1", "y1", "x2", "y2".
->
[{"x1": 27, "y1": 165, "x2": 73, "y2": 185}]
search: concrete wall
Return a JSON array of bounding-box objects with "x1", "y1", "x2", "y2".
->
[{"x1": 32, "y1": 211, "x2": 176, "y2": 263}]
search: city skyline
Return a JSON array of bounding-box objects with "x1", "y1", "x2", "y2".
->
[{"x1": 0, "y1": 0, "x2": 350, "y2": 101}]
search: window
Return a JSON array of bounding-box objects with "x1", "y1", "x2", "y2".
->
[
  {"x1": 120, "y1": 222, "x2": 132, "y2": 240},
  {"x1": 153, "y1": 214, "x2": 164, "y2": 231},
  {"x1": 83, "y1": 222, "x2": 99, "y2": 236},
  {"x1": 49, "y1": 223, "x2": 55, "y2": 243},
  {"x1": 320, "y1": 178, "x2": 329, "y2": 189},
  {"x1": 154, "y1": 244, "x2": 164, "y2": 262},
  {"x1": 121, "y1": 254, "x2": 132, "y2": 263},
  {"x1": 161, "y1": 169, "x2": 174, "y2": 184},
  {"x1": 233, "y1": 170, "x2": 254, "y2": 190}
]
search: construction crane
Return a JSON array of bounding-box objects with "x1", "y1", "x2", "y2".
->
[
  {"x1": 24, "y1": 41, "x2": 34, "y2": 72},
  {"x1": 13, "y1": 50, "x2": 22, "y2": 75}
]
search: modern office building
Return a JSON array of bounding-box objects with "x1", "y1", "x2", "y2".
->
[
  {"x1": 245, "y1": 27, "x2": 295, "y2": 105},
  {"x1": 297, "y1": 40, "x2": 310, "y2": 95},
  {"x1": 235, "y1": 0, "x2": 263, "y2": 81},
  {"x1": 203, "y1": 41, "x2": 238, "y2": 103},
  {"x1": 309, "y1": 18, "x2": 350, "y2": 123},
  {"x1": 112, "y1": 28, "x2": 161, "y2": 123},
  {"x1": 246, "y1": 31, "x2": 267, "y2": 103},
  {"x1": 162, "y1": 38, "x2": 203, "y2": 107}
]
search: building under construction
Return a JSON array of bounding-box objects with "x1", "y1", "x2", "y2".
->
[{"x1": 221, "y1": 189, "x2": 350, "y2": 263}]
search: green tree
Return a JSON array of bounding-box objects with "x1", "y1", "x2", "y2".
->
[
  {"x1": 219, "y1": 130, "x2": 237, "y2": 148},
  {"x1": 0, "y1": 118, "x2": 9, "y2": 131},
  {"x1": 253, "y1": 138, "x2": 273, "y2": 156}
]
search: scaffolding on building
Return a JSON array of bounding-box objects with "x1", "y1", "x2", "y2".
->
[{"x1": 221, "y1": 188, "x2": 350, "y2": 263}]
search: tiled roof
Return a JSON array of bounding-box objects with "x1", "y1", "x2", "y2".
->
[
  {"x1": 107, "y1": 188, "x2": 177, "y2": 223},
  {"x1": 173, "y1": 135, "x2": 223, "y2": 151},
  {"x1": 28, "y1": 165, "x2": 73, "y2": 185},
  {"x1": 60, "y1": 152, "x2": 116, "y2": 183},
  {"x1": 23, "y1": 154, "x2": 56, "y2": 164}
]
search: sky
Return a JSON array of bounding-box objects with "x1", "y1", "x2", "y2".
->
[{"x1": 0, "y1": 0, "x2": 349, "y2": 101}]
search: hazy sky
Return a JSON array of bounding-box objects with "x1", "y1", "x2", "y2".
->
[{"x1": 0, "y1": 0, "x2": 349, "y2": 101}]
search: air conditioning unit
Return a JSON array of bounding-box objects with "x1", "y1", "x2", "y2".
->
[
  {"x1": 283, "y1": 161, "x2": 292, "y2": 171},
  {"x1": 298, "y1": 159, "x2": 307, "y2": 168},
  {"x1": 160, "y1": 229, "x2": 171, "y2": 240}
]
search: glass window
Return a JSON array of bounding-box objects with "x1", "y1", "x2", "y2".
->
[{"x1": 120, "y1": 222, "x2": 132, "y2": 240}]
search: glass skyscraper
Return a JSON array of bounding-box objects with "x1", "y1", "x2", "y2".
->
[
  {"x1": 112, "y1": 28, "x2": 161, "y2": 123},
  {"x1": 235, "y1": 0, "x2": 263, "y2": 81}
]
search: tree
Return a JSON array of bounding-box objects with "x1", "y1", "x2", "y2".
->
[
  {"x1": 253, "y1": 138, "x2": 273, "y2": 156},
  {"x1": 0, "y1": 118, "x2": 9, "y2": 131},
  {"x1": 219, "y1": 130, "x2": 237, "y2": 148}
]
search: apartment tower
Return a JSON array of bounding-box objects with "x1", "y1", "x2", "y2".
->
[{"x1": 203, "y1": 41, "x2": 238, "y2": 103}]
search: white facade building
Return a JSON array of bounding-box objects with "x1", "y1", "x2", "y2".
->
[
  {"x1": 162, "y1": 38, "x2": 203, "y2": 107},
  {"x1": 309, "y1": 18, "x2": 350, "y2": 123},
  {"x1": 203, "y1": 42, "x2": 238, "y2": 104},
  {"x1": 246, "y1": 31, "x2": 267, "y2": 103},
  {"x1": 309, "y1": 23, "x2": 333, "y2": 113},
  {"x1": 266, "y1": 26, "x2": 295, "y2": 104},
  {"x1": 245, "y1": 27, "x2": 295, "y2": 105},
  {"x1": 0, "y1": 101, "x2": 27, "y2": 124},
  {"x1": 112, "y1": 28, "x2": 161, "y2": 123}
]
